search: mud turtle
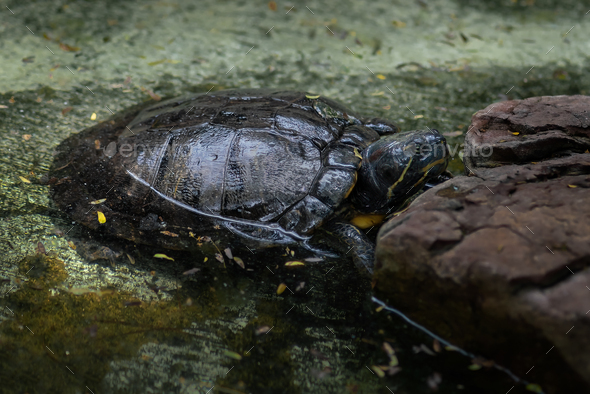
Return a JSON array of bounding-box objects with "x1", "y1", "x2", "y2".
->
[{"x1": 51, "y1": 89, "x2": 449, "y2": 273}]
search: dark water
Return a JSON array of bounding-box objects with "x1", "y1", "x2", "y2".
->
[{"x1": 1, "y1": 0, "x2": 589, "y2": 393}]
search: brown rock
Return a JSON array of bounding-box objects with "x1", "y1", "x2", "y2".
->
[
  {"x1": 464, "y1": 95, "x2": 590, "y2": 169},
  {"x1": 375, "y1": 110, "x2": 590, "y2": 392}
]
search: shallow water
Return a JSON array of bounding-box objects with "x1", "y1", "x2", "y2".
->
[{"x1": 1, "y1": 0, "x2": 589, "y2": 393}]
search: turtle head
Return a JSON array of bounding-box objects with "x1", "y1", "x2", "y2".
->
[{"x1": 351, "y1": 129, "x2": 449, "y2": 213}]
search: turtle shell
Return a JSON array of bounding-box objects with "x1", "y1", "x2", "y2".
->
[{"x1": 51, "y1": 89, "x2": 386, "y2": 250}]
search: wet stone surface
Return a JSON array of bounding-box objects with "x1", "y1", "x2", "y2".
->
[
  {"x1": 374, "y1": 95, "x2": 590, "y2": 393},
  {"x1": 463, "y1": 95, "x2": 590, "y2": 169}
]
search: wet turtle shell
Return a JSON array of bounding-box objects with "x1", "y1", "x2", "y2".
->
[{"x1": 50, "y1": 89, "x2": 410, "y2": 253}]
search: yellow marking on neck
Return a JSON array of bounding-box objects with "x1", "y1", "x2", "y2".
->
[
  {"x1": 387, "y1": 157, "x2": 413, "y2": 199},
  {"x1": 411, "y1": 156, "x2": 448, "y2": 188},
  {"x1": 411, "y1": 170, "x2": 431, "y2": 190},
  {"x1": 353, "y1": 148, "x2": 363, "y2": 160},
  {"x1": 421, "y1": 157, "x2": 447, "y2": 173},
  {"x1": 392, "y1": 206, "x2": 410, "y2": 217}
]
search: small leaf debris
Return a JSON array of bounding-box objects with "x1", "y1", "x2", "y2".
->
[
  {"x1": 223, "y1": 350, "x2": 242, "y2": 360},
  {"x1": 233, "y1": 256, "x2": 245, "y2": 269},
  {"x1": 224, "y1": 247, "x2": 233, "y2": 259},
  {"x1": 36, "y1": 241, "x2": 47, "y2": 255},
  {"x1": 371, "y1": 365, "x2": 385, "y2": 378},
  {"x1": 427, "y1": 372, "x2": 442, "y2": 390},
  {"x1": 153, "y1": 253, "x2": 174, "y2": 261},
  {"x1": 526, "y1": 383, "x2": 544, "y2": 393},
  {"x1": 255, "y1": 325, "x2": 272, "y2": 335},
  {"x1": 277, "y1": 283, "x2": 287, "y2": 295},
  {"x1": 183, "y1": 268, "x2": 200, "y2": 276},
  {"x1": 285, "y1": 261, "x2": 305, "y2": 267}
]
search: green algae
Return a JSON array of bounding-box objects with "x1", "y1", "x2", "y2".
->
[
  {"x1": 217, "y1": 299, "x2": 300, "y2": 394},
  {"x1": 0, "y1": 252, "x2": 222, "y2": 393}
]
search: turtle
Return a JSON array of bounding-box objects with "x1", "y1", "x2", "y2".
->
[{"x1": 51, "y1": 89, "x2": 449, "y2": 274}]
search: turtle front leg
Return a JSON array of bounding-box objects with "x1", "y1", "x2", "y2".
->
[{"x1": 325, "y1": 221, "x2": 375, "y2": 276}]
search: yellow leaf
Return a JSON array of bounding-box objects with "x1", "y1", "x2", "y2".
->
[
  {"x1": 223, "y1": 350, "x2": 243, "y2": 360},
  {"x1": 375, "y1": 305, "x2": 384, "y2": 312},
  {"x1": 90, "y1": 112, "x2": 97, "y2": 120},
  {"x1": 351, "y1": 214, "x2": 385, "y2": 229},
  {"x1": 204, "y1": 257, "x2": 208, "y2": 262},
  {"x1": 389, "y1": 355, "x2": 399, "y2": 367},
  {"x1": 90, "y1": 198, "x2": 106, "y2": 205},
  {"x1": 97, "y1": 211, "x2": 106, "y2": 224},
  {"x1": 371, "y1": 365, "x2": 385, "y2": 377},
  {"x1": 160, "y1": 230, "x2": 179, "y2": 237},
  {"x1": 154, "y1": 253, "x2": 174, "y2": 261},
  {"x1": 277, "y1": 283, "x2": 287, "y2": 295},
  {"x1": 567, "y1": 184, "x2": 577, "y2": 188},
  {"x1": 383, "y1": 342, "x2": 395, "y2": 357},
  {"x1": 525, "y1": 383, "x2": 543, "y2": 393},
  {"x1": 371, "y1": 91, "x2": 384, "y2": 96},
  {"x1": 285, "y1": 261, "x2": 305, "y2": 267},
  {"x1": 376, "y1": 74, "x2": 386, "y2": 80},
  {"x1": 306, "y1": 94, "x2": 320, "y2": 99},
  {"x1": 19, "y1": 176, "x2": 31, "y2": 184},
  {"x1": 148, "y1": 59, "x2": 167, "y2": 66},
  {"x1": 233, "y1": 256, "x2": 245, "y2": 269},
  {"x1": 413, "y1": 114, "x2": 424, "y2": 119},
  {"x1": 511, "y1": 132, "x2": 520, "y2": 135}
]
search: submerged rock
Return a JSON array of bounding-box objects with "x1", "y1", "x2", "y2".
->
[{"x1": 374, "y1": 95, "x2": 590, "y2": 393}]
